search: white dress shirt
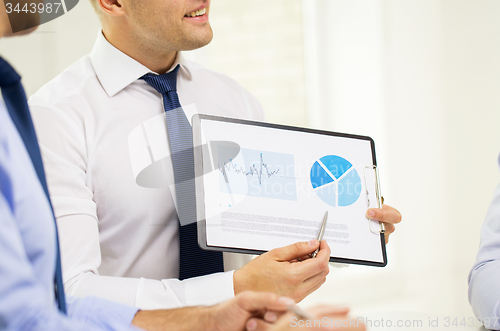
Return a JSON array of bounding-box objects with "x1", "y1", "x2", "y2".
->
[{"x1": 29, "y1": 31, "x2": 264, "y2": 310}]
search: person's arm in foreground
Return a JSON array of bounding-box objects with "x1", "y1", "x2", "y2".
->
[
  {"x1": 132, "y1": 291, "x2": 365, "y2": 331},
  {"x1": 469, "y1": 180, "x2": 500, "y2": 330}
]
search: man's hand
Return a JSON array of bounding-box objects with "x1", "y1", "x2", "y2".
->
[
  {"x1": 131, "y1": 291, "x2": 363, "y2": 331},
  {"x1": 209, "y1": 291, "x2": 295, "y2": 331},
  {"x1": 366, "y1": 204, "x2": 402, "y2": 244},
  {"x1": 132, "y1": 291, "x2": 295, "y2": 331},
  {"x1": 233, "y1": 240, "x2": 331, "y2": 302}
]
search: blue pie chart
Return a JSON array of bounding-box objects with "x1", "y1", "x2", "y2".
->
[{"x1": 310, "y1": 155, "x2": 361, "y2": 207}]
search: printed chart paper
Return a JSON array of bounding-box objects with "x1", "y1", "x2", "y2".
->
[{"x1": 194, "y1": 115, "x2": 385, "y2": 266}]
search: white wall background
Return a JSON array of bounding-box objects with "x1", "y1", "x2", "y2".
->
[
  {"x1": 298, "y1": 0, "x2": 500, "y2": 320},
  {"x1": 2, "y1": 0, "x2": 500, "y2": 322}
]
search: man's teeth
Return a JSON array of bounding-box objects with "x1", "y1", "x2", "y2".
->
[{"x1": 186, "y1": 8, "x2": 206, "y2": 17}]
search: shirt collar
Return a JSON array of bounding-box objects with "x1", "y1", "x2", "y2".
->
[{"x1": 89, "y1": 30, "x2": 192, "y2": 97}]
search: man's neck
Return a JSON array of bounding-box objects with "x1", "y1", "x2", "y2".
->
[{"x1": 102, "y1": 28, "x2": 177, "y2": 74}]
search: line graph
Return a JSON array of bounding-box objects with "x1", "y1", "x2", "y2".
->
[
  {"x1": 218, "y1": 153, "x2": 281, "y2": 185},
  {"x1": 217, "y1": 148, "x2": 297, "y2": 201}
]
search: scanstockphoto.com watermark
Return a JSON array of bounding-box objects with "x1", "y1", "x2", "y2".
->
[{"x1": 290, "y1": 316, "x2": 500, "y2": 329}]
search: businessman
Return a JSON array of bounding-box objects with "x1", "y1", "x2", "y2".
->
[
  {"x1": 0, "y1": 4, "x2": 367, "y2": 330},
  {"x1": 468, "y1": 155, "x2": 500, "y2": 331},
  {"x1": 29, "y1": 0, "x2": 403, "y2": 309}
]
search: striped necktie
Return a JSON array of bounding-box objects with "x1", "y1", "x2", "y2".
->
[
  {"x1": 0, "y1": 57, "x2": 67, "y2": 313},
  {"x1": 141, "y1": 65, "x2": 224, "y2": 280}
]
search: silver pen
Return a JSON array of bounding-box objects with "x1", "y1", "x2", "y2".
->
[{"x1": 311, "y1": 211, "x2": 328, "y2": 258}]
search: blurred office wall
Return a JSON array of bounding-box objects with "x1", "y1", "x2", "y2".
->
[
  {"x1": 2, "y1": 0, "x2": 500, "y2": 320},
  {"x1": 298, "y1": 0, "x2": 500, "y2": 319},
  {"x1": 0, "y1": 0, "x2": 100, "y2": 95}
]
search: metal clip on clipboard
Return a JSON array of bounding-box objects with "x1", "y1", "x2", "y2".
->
[{"x1": 363, "y1": 165, "x2": 386, "y2": 235}]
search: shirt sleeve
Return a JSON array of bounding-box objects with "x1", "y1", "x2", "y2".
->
[
  {"x1": 29, "y1": 104, "x2": 236, "y2": 310},
  {"x1": 468, "y1": 179, "x2": 500, "y2": 330},
  {"x1": 135, "y1": 271, "x2": 235, "y2": 309}
]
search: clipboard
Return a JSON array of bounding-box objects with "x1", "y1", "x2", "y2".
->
[{"x1": 192, "y1": 114, "x2": 387, "y2": 267}]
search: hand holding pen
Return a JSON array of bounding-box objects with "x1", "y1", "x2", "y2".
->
[
  {"x1": 232, "y1": 211, "x2": 331, "y2": 303},
  {"x1": 234, "y1": 238, "x2": 331, "y2": 302}
]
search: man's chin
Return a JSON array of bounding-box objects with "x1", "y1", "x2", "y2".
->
[{"x1": 182, "y1": 32, "x2": 213, "y2": 51}]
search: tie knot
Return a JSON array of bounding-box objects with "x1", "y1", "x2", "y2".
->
[
  {"x1": 140, "y1": 65, "x2": 180, "y2": 95},
  {"x1": 0, "y1": 57, "x2": 21, "y2": 87}
]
